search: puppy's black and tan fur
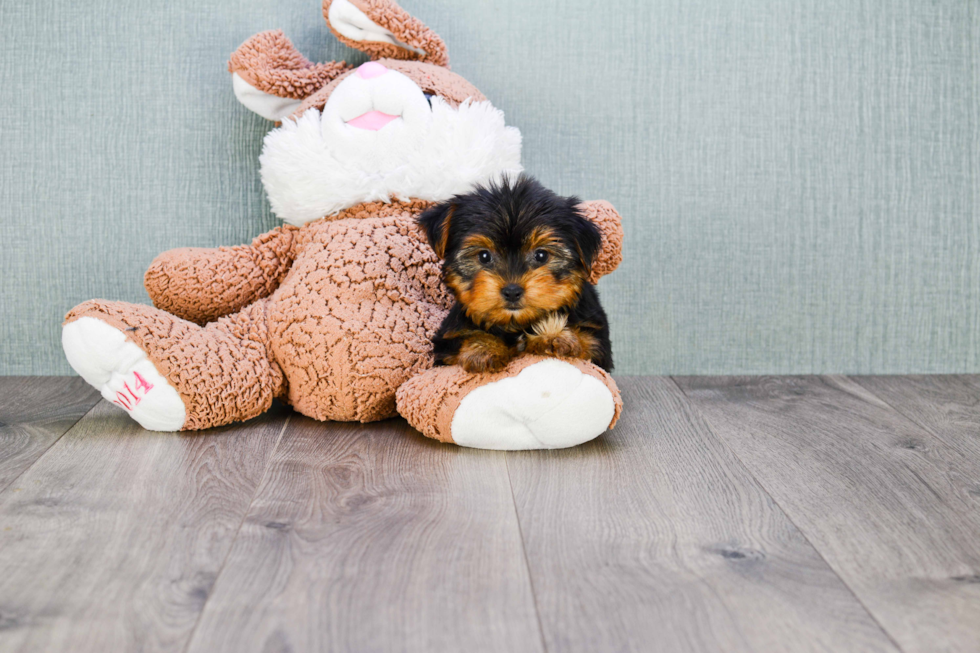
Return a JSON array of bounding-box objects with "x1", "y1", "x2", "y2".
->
[{"x1": 420, "y1": 175, "x2": 613, "y2": 374}]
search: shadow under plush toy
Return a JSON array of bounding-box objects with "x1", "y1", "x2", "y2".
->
[{"x1": 61, "y1": 0, "x2": 624, "y2": 450}]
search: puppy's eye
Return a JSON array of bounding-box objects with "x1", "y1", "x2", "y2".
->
[
  {"x1": 423, "y1": 92, "x2": 434, "y2": 108},
  {"x1": 478, "y1": 250, "x2": 493, "y2": 265},
  {"x1": 533, "y1": 249, "x2": 549, "y2": 264}
]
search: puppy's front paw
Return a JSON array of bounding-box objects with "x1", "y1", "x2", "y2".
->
[
  {"x1": 527, "y1": 314, "x2": 596, "y2": 361},
  {"x1": 526, "y1": 330, "x2": 585, "y2": 358},
  {"x1": 459, "y1": 349, "x2": 511, "y2": 373},
  {"x1": 453, "y1": 333, "x2": 515, "y2": 373}
]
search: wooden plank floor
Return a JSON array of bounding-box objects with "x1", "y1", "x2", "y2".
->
[{"x1": 0, "y1": 376, "x2": 977, "y2": 653}]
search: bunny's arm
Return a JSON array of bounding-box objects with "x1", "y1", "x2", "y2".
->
[
  {"x1": 579, "y1": 200, "x2": 624, "y2": 283},
  {"x1": 144, "y1": 226, "x2": 299, "y2": 326}
]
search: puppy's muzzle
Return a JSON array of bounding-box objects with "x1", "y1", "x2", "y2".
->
[{"x1": 501, "y1": 284, "x2": 524, "y2": 304}]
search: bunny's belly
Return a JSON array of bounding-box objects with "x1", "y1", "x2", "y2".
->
[{"x1": 266, "y1": 216, "x2": 448, "y2": 422}]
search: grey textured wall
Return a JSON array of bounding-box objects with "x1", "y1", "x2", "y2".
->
[{"x1": 1, "y1": 0, "x2": 978, "y2": 375}]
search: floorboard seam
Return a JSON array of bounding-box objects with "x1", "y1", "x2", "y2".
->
[
  {"x1": 503, "y1": 454, "x2": 549, "y2": 653},
  {"x1": 667, "y1": 376, "x2": 908, "y2": 653},
  {"x1": 0, "y1": 397, "x2": 104, "y2": 497},
  {"x1": 846, "y1": 375, "x2": 975, "y2": 455},
  {"x1": 180, "y1": 413, "x2": 292, "y2": 653}
]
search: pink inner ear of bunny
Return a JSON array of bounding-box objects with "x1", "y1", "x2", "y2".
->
[
  {"x1": 322, "y1": 0, "x2": 450, "y2": 69},
  {"x1": 229, "y1": 29, "x2": 352, "y2": 100},
  {"x1": 579, "y1": 200, "x2": 624, "y2": 284}
]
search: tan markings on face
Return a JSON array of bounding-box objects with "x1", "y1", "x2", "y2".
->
[
  {"x1": 444, "y1": 268, "x2": 468, "y2": 299},
  {"x1": 433, "y1": 205, "x2": 454, "y2": 258},
  {"x1": 458, "y1": 269, "x2": 512, "y2": 326},
  {"x1": 525, "y1": 225, "x2": 592, "y2": 273},
  {"x1": 448, "y1": 230, "x2": 585, "y2": 329},
  {"x1": 524, "y1": 226, "x2": 578, "y2": 276},
  {"x1": 520, "y1": 265, "x2": 585, "y2": 315},
  {"x1": 524, "y1": 227, "x2": 563, "y2": 252},
  {"x1": 445, "y1": 234, "x2": 498, "y2": 303},
  {"x1": 452, "y1": 265, "x2": 585, "y2": 330},
  {"x1": 460, "y1": 234, "x2": 496, "y2": 254}
]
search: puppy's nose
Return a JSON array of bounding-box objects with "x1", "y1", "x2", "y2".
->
[
  {"x1": 357, "y1": 61, "x2": 388, "y2": 79},
  {"x1": 501, "y1": 284, "x2": 524, "y2": 303}
]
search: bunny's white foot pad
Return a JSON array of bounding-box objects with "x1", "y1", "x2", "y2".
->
[
  {"x1": 62, "y1": 317, "x2": 186, "y2": 431},
  {"x1": 451, "y1": 359, "x2": 615, "y2": 450}
]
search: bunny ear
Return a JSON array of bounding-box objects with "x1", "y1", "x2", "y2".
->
[
  {"x1": 323, "y1": 0, "x2": 450, "y2": 68},
  {"x1": 577, "y1": 200, "x2": 624, "y2": 283},
  {"x1": 229, "y1": 30, "x2": 352, "y2": 121}
]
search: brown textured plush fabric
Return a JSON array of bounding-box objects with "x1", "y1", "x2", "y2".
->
[
  {"x1": 270, "y1": 208, "x2": 453, "y2": 423},
  {"x1": 293, "y1": 59, "x2": 485, "y2": 118},
  {"x1": 145, "y1": 225, "x2": 299, "y2": 325},
  {"x1": 396, "y1": 355, "x2": 624, "y2": 444},
  {"x1": 312, "y1": 197, "x2": 435, "y2": 223},
  {"x1": 322, "y1": 0, "x2": 450, "y2": 68},
  {"x1": 228, "y1": 30, "x2": 352, "y2": 100},
  {"x1": 382, "y1": 60, "x2": 483, "y2": 103},
  {"x1": 65, "y1": 299, "x2": 285, "y2": 431},
  {"x1": 580, "y1": 200, "x2": 625, "y2": 284},
  {"x1": 66, "y1": 198, "x2": 621, "y2": 433}
]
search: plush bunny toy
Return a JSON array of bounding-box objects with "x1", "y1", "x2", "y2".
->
[{"x1": 62, "y1": 0, "x2": 624, "y2": 449}]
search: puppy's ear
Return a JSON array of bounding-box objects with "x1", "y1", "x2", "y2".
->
[
  {"x1": 569, "y1": 200, "x2": 603, "y2": 272},
  {"x1": 419, "y1": 201, "x2": 456, "y2": 259}
]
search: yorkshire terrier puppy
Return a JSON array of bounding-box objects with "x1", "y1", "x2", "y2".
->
[{"x1": 420, "y1": 175, "x2": 613, "y2": 374}]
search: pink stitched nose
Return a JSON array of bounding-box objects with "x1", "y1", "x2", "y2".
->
[{"x1": 357, "y1": 61, "x2": 387, "y2": 79}]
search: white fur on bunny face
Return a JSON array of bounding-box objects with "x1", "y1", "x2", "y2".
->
[{"x1": 259, "y1": 68, "x2": 523, "y2": 226}]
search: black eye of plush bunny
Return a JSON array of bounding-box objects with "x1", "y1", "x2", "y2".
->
[
  {"x1": 533, "y1": 249, "x2": 549, "y2": 264},
  {"x1": 478, "y1": 250, "x2": 493, "y2": 265}
]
